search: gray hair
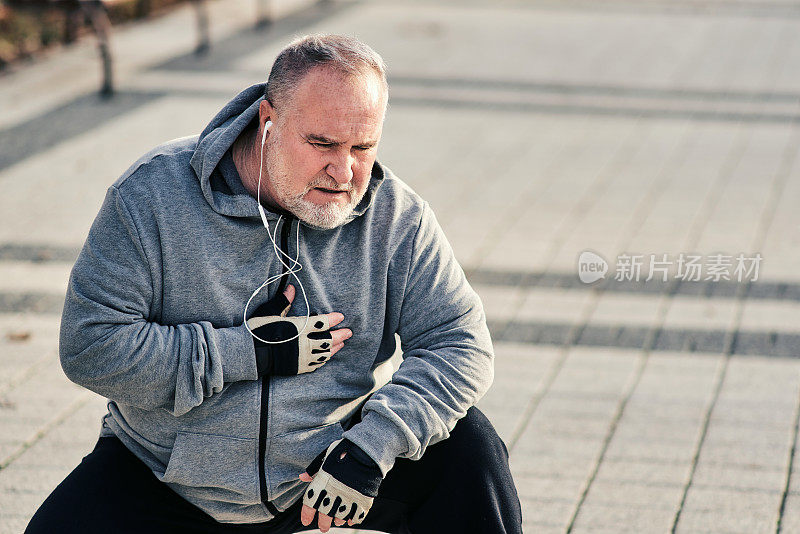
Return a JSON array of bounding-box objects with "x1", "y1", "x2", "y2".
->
[{"x1": 265, "y1": 34, "x2": 387, "y2": 110}]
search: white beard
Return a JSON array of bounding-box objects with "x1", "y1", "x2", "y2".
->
[{"x1": 283, "y1": 193, "x2": 362, "y2": 230}]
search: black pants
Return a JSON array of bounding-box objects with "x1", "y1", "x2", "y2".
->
[{"x1": 26, "y1": 407, "x2": 522, "y2": 534}]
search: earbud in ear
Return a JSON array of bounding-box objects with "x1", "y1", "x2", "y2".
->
[{"x1": 261, "y1": 120, "x2": 272, "y2": 146}]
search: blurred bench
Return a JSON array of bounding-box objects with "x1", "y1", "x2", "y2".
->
[
  {"x1": 1, "y1": 0, "x2": 215, "y2": 97},
  {"x1": 3, "y1": 0, "x2": 114, "y2": 96},
  {"x1": 1, "y1": 0, "x2": 319, "y2": 97}
]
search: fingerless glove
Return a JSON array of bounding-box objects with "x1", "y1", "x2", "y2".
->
[
  {"x1": 303, "y1": 439, "x2": 383, "y2": 525},
  {"x1": 247, "y1": 293, "x2": 334, "y2": 375}
]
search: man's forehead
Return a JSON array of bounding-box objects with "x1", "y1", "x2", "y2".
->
[
  {"x1": 284, "y1": 68, "x2": 386, "y2": 142},
  {"x1": 286, "y1": 66, "x2": 386, "y2": 117}
]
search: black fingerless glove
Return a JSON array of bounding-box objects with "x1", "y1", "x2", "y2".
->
[
  {"x1": 303, "y1": 439, "x2": 383, "y2": 525},
  {"x1": 247, "y1": 293, "x2": 335, "y2": 376}
]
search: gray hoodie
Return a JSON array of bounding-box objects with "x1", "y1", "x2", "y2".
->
[{"x1": 60, "y1": 83, "x2": 494, "y2": 523}]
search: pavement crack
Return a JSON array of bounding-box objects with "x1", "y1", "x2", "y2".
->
[
  {"x1": 0, "y1": 392, "x2": 92, "y2": 471},
  {"x1": 775, "y1": 388, "x2": 800, "y2": 533}
]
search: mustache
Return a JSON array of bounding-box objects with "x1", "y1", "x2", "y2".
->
[{"x1": 306, "y1": 177, "x2": 352, "y2": 192}]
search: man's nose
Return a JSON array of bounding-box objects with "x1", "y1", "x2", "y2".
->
[{"x1": 325, "y1": 151, "x2": 355, "y2": 184}]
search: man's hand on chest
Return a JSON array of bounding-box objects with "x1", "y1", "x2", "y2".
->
[{"x1": 246, "y1": 285, "x2": 353, "y2": 375}]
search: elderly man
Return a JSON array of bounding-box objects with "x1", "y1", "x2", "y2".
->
[{"x1": 26, "y1": 35, "x2": 522, "y2": 533}]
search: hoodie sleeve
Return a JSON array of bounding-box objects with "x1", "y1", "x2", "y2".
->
[
  {"x1": 59, "y1": 186, "x2": 258, "y2": 417},
  {"x1": 342, "y1": 201, "x2": 494, "y2": 475}
]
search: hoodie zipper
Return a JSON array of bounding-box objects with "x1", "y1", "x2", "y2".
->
[{"x1": 258, "y1": 214, "x2": 294, "y2": 516}]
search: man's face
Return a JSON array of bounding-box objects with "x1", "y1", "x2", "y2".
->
[{"x1": 261, "y1": 66, "x2": 387, "y2": 229}]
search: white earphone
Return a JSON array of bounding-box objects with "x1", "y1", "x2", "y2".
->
[
  {"x1": 243, "y1": 117, "x2": 311, "y2": 344},
  {"x1": 257, "y1": 120, "x2": 272, "y2": 229},
  {"x1": 262, "y1": 119, "x2": 272, "y2": 142}
]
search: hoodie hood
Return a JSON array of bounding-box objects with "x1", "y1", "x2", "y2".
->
[{"x1": 189, "y1": 83, "x2": 385, "y2": 225}]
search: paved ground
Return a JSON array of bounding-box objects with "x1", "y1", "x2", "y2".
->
[{"x1": 2, "y1": 0, "x2": 800, "y2": 532}]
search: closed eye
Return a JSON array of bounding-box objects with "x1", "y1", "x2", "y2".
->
[{"x1": 308, "y1": 139, "x2": 374, "y2": 151}]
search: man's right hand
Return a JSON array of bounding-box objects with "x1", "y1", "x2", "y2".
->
[{"x1": 247, "y1": 285, "x2": 351, "y2": 375}]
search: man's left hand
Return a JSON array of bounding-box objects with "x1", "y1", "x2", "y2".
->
[{"x1": 298, "y1": 439, "x2": 383, "y2": 532}]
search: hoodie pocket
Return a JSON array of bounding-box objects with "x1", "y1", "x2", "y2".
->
[
  {"x1": 162, "y1": 431, "x2": 260, "y2": 504},
  {"x1": 267, "y1": 421, "x2": 345, "y2": 504}
]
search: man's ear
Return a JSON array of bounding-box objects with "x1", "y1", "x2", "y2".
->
[{"x1": 259, "y1": 99, "x2": 275, "y2": 128}]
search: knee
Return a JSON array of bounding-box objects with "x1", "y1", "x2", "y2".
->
[{"x1": 445, "y1": 407, "x2": 510, "y2": 469}]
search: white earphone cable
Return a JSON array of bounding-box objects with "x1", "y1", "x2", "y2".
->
[{"x1": 243, "y1": 119, "x2": 311, "y2": 344}]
